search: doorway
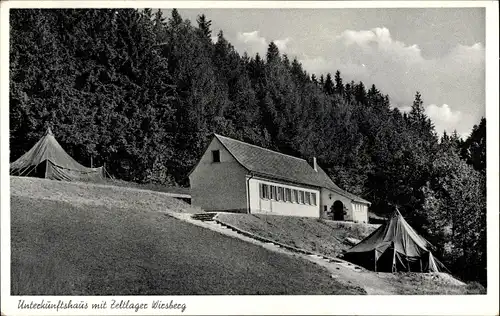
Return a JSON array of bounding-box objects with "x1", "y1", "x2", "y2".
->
[{"x1": 333, "y1": 200, "x2": 345, "y2": 221}]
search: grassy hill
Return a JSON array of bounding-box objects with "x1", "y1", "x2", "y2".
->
[
  {"x1": 10, "y1": 177, "x2": 364, "y2": 295},
  {"x1": 216, "y1": 213, "x2": 379, "y2": 258},
  {"x1": 214, "y1": 213, "x2": 485, "y2": 295},
  {"x1": 10, "y1": 176, "x2": 197, "y2": 214}
]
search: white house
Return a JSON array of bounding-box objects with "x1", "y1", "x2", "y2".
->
[{"x1": 189, "y1": 134, "x2": 370, "y2": 222}]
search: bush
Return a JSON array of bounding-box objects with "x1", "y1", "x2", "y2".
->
[{"x1": 465, "y1": 281, "x2": 486, "y2": 294}]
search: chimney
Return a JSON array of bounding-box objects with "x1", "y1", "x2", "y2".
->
[{"x1": 313, "y1": 157, "x2": 318, "y2": 172}]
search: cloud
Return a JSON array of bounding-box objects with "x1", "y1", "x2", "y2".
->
[
  {"x1": 274, "y1": 37, "x2": 291, "y2": 52},
  {"x1": 337, "y1": 27, "x2": 423, "y2": 63},
  {"x1": 237, "y1": 31, "x2": 266, "y2": 46},
  {"x1": 300, "y1": 56, "x2": 334, "y2": 75},
  {"x1": 426, "y1": 104, "x2": 462, "y2": 123},
  {"x1": 235, "y1": 31, "x2": 293, "y2": 57},
  {"x1": 298, "y1": 27, "x2": 484, "y2": 136},
  {"x1": 426, "y1": 104, "x2": 463, "y2": 135},
  {"x1": 236, "y1": 31, "x2": 267, "y2": 56},
  {"x1": 338, "y1": 27, "x2": 396, "y2": 48},
  {"x1": 398, "y1": 105, "x2": 412, "y2": 113}
]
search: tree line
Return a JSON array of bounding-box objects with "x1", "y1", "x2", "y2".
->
[{"x1": 9, "y1": 9, "x2": 486, "y2": 285}]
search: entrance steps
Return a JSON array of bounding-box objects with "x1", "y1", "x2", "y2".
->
[
  {"x1": 172, "y1": 211, "x2": 365, "y2": 274},
  {"x1": 191, "y1": 212, "x2": 218, "y2": 222}
]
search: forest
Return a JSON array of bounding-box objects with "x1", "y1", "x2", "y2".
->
[{"x1": 9, "y1": 9, "x2": 486, "y2": 285}]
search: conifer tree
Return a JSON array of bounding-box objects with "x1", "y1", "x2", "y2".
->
[
  {"x1": 354, "y1": 81, "x2": 367, "y2": 104},
  {"x1": 410, "y1": 91, "x2": 425, "y2": 121},
  {"x1": 323, "y1": 73, "x2": 334, "y2": 95},
  {"x1": 461, "y1": 118, "x2": 486, "y2": 173},
  {"x1": 334, "y1": 70, "x2": 343, "y2": 94},
  {"x1": 170, "y1": 8, "x2": 183, "y2": 27},
  {"x1": 311, "y1": 74, "x2": 318, "y2": 85},
  {"x1": 196, "y1": 14, "x2": 212, "y2": 39},
  {"x1": 266, "y1": 42, "x2": 280, "y2": 63}
]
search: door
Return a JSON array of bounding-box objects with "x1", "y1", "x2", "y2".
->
[{"x1": 333, "y1": 200, "x2": 344, "y2": 221}]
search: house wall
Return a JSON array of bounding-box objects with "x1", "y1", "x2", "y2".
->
[
  {"x1": 320, "y1": 188, "x2": 369, "y2": 223},
  {"x1": 320, "y1": 188, "x2": 352, "y2": 220},
  {"x1": 248, "y1": 177, "x2": 320, "y2": 218},
  {"x1": 189, "y1": 138, "x2": 248, "y2": 212},
  {"x1": 351, "y1": 202, "x2": 369, "y2": 223}
]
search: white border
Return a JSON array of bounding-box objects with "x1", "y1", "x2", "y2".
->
[
  {"x1": 0, "y1": 1, "x2": 495, "y2": 9},
  {"x1": 1, "y1": 1, "x2": 498, "y2": 315}
]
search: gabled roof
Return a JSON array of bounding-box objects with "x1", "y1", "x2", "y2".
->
[{"x1": 214, "y1": 134, "x2": 370, "y2": 204}]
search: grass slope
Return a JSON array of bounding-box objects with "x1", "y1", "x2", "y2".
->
[
  {"x1": 216, "y1": 213, "x2": 379, "y2": 258},
  {"x1": 374, "y1": 272, "x2": 485, "y2": 295},
  {"x1": 10, "y1": 177, "x2": 364, "y2": 295},
  {"x1": 215, "y1": 213, "x2": 484, "y2": 294},
  {"x1": 93, "y1": 178, "x2": 190, "y2": 195},
  {"x1": 10, "y1": 176, "x2": 198, "y2": 214}
]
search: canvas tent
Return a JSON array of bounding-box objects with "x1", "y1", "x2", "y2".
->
[
  {"x1": 343, "y1": 209, "x2": 448, "y2": 273},
  {"x1": 10, "y1": 128, "x2": 105, "y2": 182}
]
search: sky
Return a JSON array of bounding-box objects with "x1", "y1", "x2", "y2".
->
[{"x1": 164, "y1": 8, "x2": 485, "y2": 138}]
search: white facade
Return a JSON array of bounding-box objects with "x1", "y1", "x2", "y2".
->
[
  {"x1": 189, "y1": 138, "x2": 248, "y2": 212},
  {"x1": 351, "y1": 202, "x2": 369, "y2": 223},
  {"x1": 320, "y1": 188, "x2": 369, "y2": 223},
  {"x1": 248, "y1": 177, "x2": 320, "y2": 217}
]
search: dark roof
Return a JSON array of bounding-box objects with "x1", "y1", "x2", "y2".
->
[{"x1": 215, "y1": 134, "x2": 370, "y2": 204}]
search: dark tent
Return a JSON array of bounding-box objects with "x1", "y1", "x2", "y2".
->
[
  {"x1": 10, "y1": 128, "x2": 105, "y2": 182},
  {"x1": 343, "y1": 209, "x2": 449, "y2": 273}
]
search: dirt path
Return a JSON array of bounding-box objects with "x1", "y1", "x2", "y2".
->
[
  {"x1": 303, "y1": 255, "x2": 395, "y2": 295},
  {"x1": 169, "y1": 212, "x2": 397, "y2": 294}
]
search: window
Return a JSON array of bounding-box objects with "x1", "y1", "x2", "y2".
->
[
  {"x1": 299, "y1": 191, "x2": 305, "y2": 204},
  {"x1": 260, "y1": 183, "x2": 270, "y2": 199},
  {"x1": 311, "y1": 193, "x2": 317, "y2": 206},
  {"x1": 292, "y1": 190, "x2": 298, "y2": 203},
  {"x1": 277, "y1": 187, "x2": 284, "y2": 201},
  {"x1": 271, "y1": 186, "x2": 277, "y2": 200},
  {"x1": 285, "y1": 188, "x2": 292, "y2": 202},
  {"x1": 212, "y1": 150, "x2": 220, "y2": 163},
  {"x1": 305, "y1": 192, "x2": 311, "y2": 205}
]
